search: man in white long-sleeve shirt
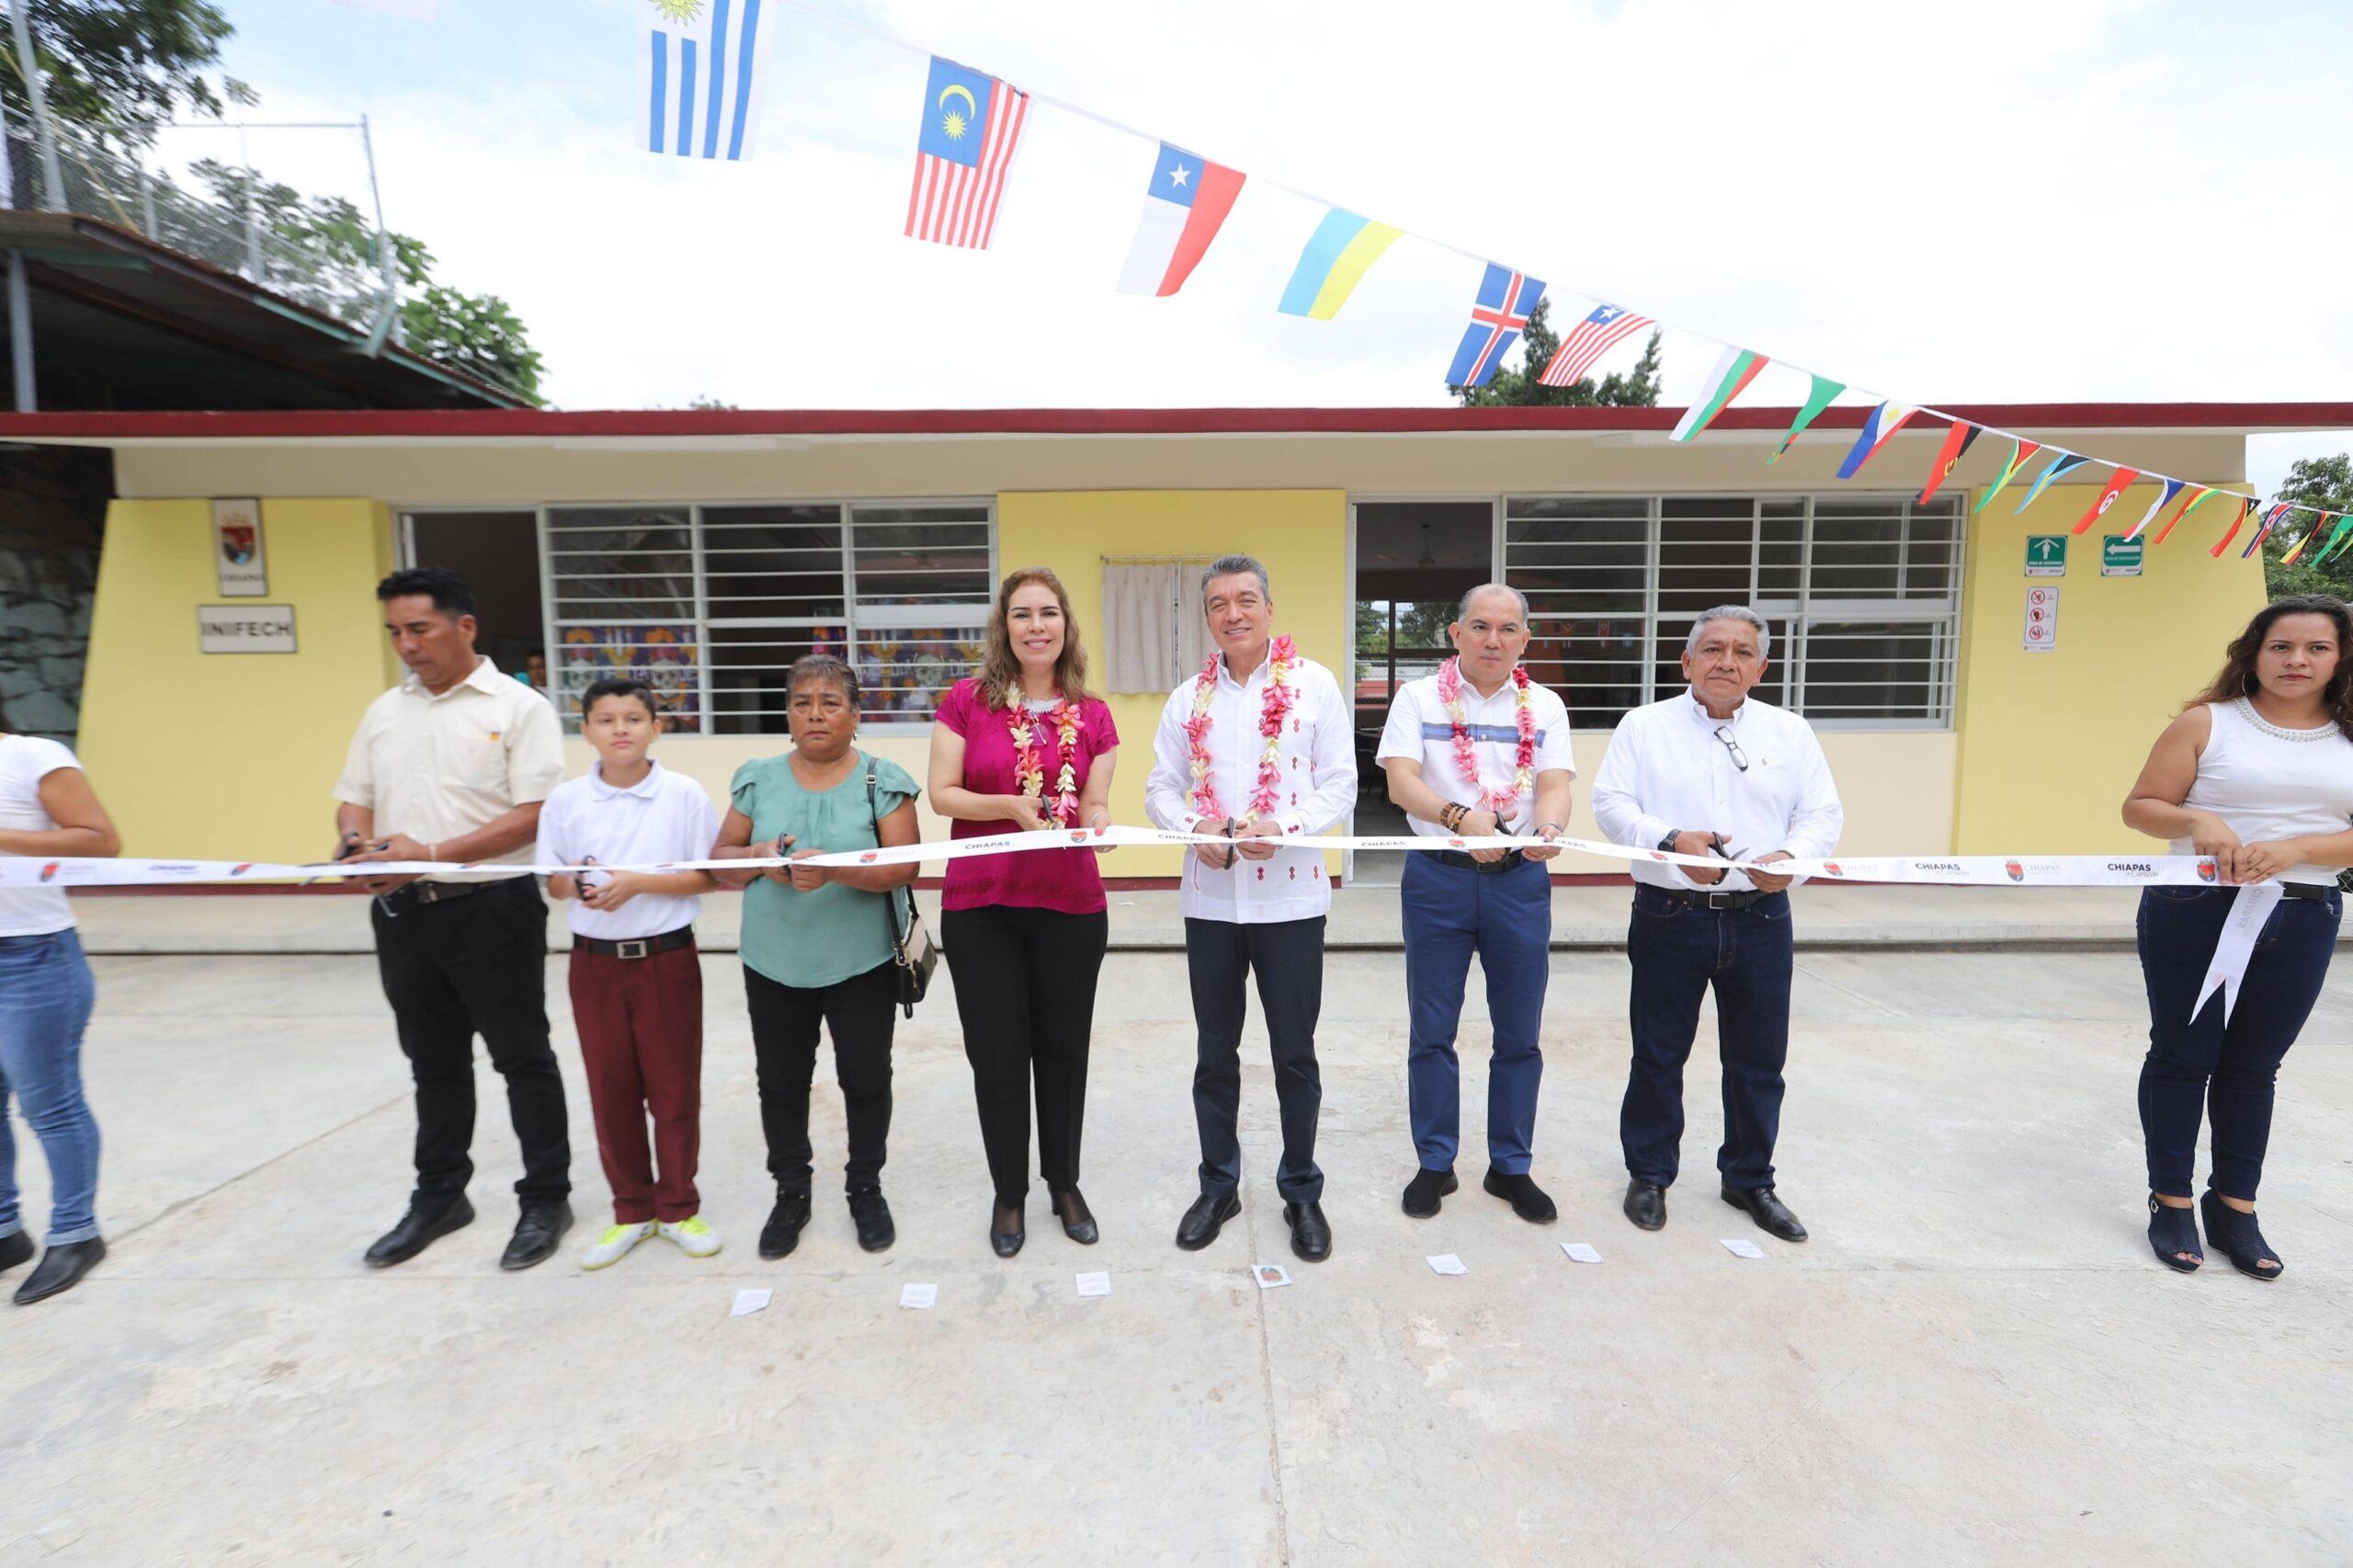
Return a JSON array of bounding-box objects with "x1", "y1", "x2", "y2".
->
[
  {"x1": 1145, "y1": 555, "x2": 1357, "y2": 1262},
  {"x1": 1591, "y1": 605, "x2": 1843, "y2": 1244}
]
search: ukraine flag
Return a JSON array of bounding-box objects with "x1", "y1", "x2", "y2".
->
[{"x1": 1277, "y1": 208, "x2": 1404, "y2": 321}]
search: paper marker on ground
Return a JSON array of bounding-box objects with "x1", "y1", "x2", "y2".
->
[
  {"x1": 730, "y1": 1288, "x2": 772, "y2": 1317},
  {"x1": 1253, "y1": 1263, "x2": 1293, "y2": 1290},
  {"x1": 1719, "y1": 1239, "x2": 1768, "y2": 1259},
  {"x1": 1075, "y1": 1271, "x2": 1111, "y2": 1298},
  {"x1": 900, "y1": 1283, "x2": 937, "y2": 1310},
  {"x1": 1562, "y1": 1243, "x2": 1603, "y2": 1264},
  {"x1": 1426, "y1": 1254, "x2": 1467, "y2": 1276}
]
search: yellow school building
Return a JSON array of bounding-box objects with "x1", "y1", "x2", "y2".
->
[{"x1": 1, "y1": 402, "x2": 2338, "y2": 881}]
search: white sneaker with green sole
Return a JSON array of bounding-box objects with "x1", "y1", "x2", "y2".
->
[
  {"x1": 660, "y1": 1216, "x2": 722, "y2": 1258},
  {"x1": 581, "y1": 1221, "x2": 655, "y2": 1271}
]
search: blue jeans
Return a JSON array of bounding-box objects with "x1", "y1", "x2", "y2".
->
[
  {"x1": 0, "y1": 927, "x2": 102, "y2": 1245},
  {"x1": 2137, "y1": 885, "x2": 2339, "y2": 1201},
  {"x1": 1401, "y1": 853, "x2": 1551, "y2": 1174},
  {"x1": 1620, "y1": 886, "x2": 1794, "y2": 1190}
]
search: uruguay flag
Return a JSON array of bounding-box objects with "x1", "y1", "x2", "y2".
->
[
  {"x1": 637, "y1": 0, "x2": 774, "y2": 162},
  {"x1": 1117, "y1": 143, "x2": 1245, "y2": 296}
]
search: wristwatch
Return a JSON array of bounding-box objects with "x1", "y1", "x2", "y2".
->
[{"x1": 1656, "y1": 831, "x2": 1678, "y2": 852}]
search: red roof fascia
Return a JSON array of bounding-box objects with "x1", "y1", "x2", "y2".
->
[{"x1": 0, "y1": 403, "x2": 2349, "y2": 442}]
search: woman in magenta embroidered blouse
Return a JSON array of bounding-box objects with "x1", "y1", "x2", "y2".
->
[{"x1": 926, "y1": 566, "x2": 1118, "y2": 1257}]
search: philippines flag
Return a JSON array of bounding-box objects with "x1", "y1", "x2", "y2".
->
[
  {"x1": 905, "y1": 56, "x2": 1030, "y2": 250},
  {"x1": 1446, "y1": 265, "x2": 1545, "y2": 388},
  {"x1": 637, "y1": 0, "x2": 774, "y2": 161},
  {"x1": 1539, "y1": 301, "x2": 1654, "y2": 388},
  {"x1": 1117, "y1": 143, "x2": 1245, "y2": 296},
  {"x1": 1835, "y1": 401, "x2": 1918, "y2": 480}
]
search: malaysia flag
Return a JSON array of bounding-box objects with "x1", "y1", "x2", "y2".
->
[
  {"x1": 1538, "y1": 301, "x2": 1654, "y2": 388},
  {"x1": 905, "y1": 56, "x2": 1030, "y2": 250},
  {"x1": 1117, "y1": 143, "x2": 1245, "y2": 296},
  {"x1": 1446, "y1": 266, "x2": 1545, "y2": 388}
]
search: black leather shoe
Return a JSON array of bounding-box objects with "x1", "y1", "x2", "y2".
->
[
  {"x1": 1284, "y1": 1201, "x2": 1331, "y2": 1262},
  {"x1": 1401, "y1": 1166, "x2": 1458, "y2": 1219},
  {"x1": 1051, "y1": 1187, "x2": 1098, "y2": 1245},
  {"x1": 0, "y1": 1229, "x2": 32, "y2": 1276},
  {"x1": 1175, "y1": 1192, "x2": 1241, "y2": 1251},
  {"x1": 499, "y1": 1199, "x2": 574, "y2": 1271},
  {"x1": 1722, "y1": 1185, "x2": 1807, "y2": 1243},
  {"x1": 760, "y1": 1191, "x2": 813, "y2": 1260},
  {"x1": 1483, "y1": 1167, "x2": 1558, "y2": 1223},
  {"x1": 848, "y1": 1187, "x2": 895, "y2": 1253},
  {"x1": 990, "y1": 1199, "x2": 1026, "y2": 1258},
  {"x1": 13, "y1": 1236, "x2": 106, "y2": 1305},
  {"x1": 1623, "y1": 1179, "x2": 1666, "y2": 1232},
  {"x1": 365, "y1": 1194, "x2": 474, "y2": 1268}
]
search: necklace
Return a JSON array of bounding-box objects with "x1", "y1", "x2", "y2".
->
[
  {"x1": 1437, "y1": 657, "x2": 1534, "y2": 812},
  {"x1": 1185, "y1": 635, "x2": 1297, "y2": 822},
  {"x1": 1007, "y1": 699, "x2": 1085, "y2": 824},
  {"x1": 2234, "y1": 695, "x2": 2336, "y2": 743}
]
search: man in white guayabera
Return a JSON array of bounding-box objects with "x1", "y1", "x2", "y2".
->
[
  {"x1": 1146, "y1": 554, "x2": 1355, "y2": 1264},
  {"x1": 1592, "y1": 605, "x2": 1842, "y2": 1245}
]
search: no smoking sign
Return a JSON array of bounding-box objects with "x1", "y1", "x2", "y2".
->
[{"x1": 2023, "y1": 585, "x2": 2060, "y2": 653}]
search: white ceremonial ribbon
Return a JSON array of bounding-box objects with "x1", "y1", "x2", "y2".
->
[
  {"x1": 2189, "y1": 882, "x2": 2285, "y2": 1025},
  {"x1": 0, "y1": 827, "x2": 2234, "y2": 887}
]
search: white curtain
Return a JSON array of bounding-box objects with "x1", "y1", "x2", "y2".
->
[{"x1": 1101, "y1": 563, "x2": 1215, "y2": 692}]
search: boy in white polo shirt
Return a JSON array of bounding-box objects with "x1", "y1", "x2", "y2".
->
[{"x1": 539, "y1": 677, "x2": 722, "y2": 1270}]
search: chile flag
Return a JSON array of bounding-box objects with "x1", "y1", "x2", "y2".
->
[{"x1": 1117, "y1": 142, "x2": 1246, "y2": 297}]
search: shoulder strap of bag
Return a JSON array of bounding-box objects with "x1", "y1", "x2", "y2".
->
[{"x1": 862, "y1": 751, "x2": 910, "y2": 957}]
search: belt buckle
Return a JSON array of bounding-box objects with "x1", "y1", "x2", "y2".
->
[
  {"x1": 1705, "y1": 891, "x2": 1735, "y2": 910},
  {"x1": 616, "y1": 938, "x2": 651, "y2": 960}
]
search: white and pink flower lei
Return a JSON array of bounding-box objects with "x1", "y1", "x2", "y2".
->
[
  {"x1": 1007, "y1": 699, "x2": 1084, "y2": 826},
  {"x1": 1184, "y1": 634, "x2": 1296, "y2": 823},
  {"x1": 1438, "y1": 655, "x2": 1533, "y2": 813}
]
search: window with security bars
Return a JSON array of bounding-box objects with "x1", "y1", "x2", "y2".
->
[
  {"x1": 1504, "y1": 493, "x2": 1961, "y2": 731},
  {"x1": 541, "y1": 502, "x2": 993, "y2": 733}
]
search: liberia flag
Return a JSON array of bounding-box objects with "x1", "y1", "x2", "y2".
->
[
  {"x1": 905, "y1": 56, "x2": 1029, "y2": 250},
  {"x1": 2070, "y1": 467, "x2": 2139, "y2": 535},
  {"x1": 1446, "y1": 265, "x2": 1545, "y2": 388},
  {"x1": 1835, "y1": 401, "x2": 1917, "y2": 479},
  {"x1": 1118, "y1": 143, "x2": 1245, "y2": 296},
  {"x1": 1538, "y1": 301, "x2": 1654, "y2": 388}
]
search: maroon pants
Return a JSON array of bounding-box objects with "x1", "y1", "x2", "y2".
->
[{"x1": 567, "y1": 944, "x2": 703, "y2": 1223}]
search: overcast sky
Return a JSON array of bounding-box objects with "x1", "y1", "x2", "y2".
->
[{"x1": 201, "y1": 0, "x2": 2351, "y2": 494}]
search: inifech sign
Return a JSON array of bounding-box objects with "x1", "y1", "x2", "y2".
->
[{"x1": 197, "y1": 604, "x2": 297, "y2": 654}]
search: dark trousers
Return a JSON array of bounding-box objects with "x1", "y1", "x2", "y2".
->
[
  {"x1": 568, "y1": 942, "x2": 702, "y2": 1224},
  {"x1": 1186, "y1": 915, "x2": 1325, "y2": 1203},
  {"x1": 744, "y1": 960, "x2": 897, "y2": 1196},
  {"x1": 369, "y1": 876, "x2": 570, "y2": 1205},
  {"x1": 2137, "y1": 886, "x2": 2339, "y2": 1201},
  {"x1": 1400, "y1": 853, "x2": 1552, "y2": 1174},
  {"x1": 1620, "y1": 886, "x2": 1794, "y2": 1190},
  {"x1": 941, "y1": 905, "x2": 1108, "y2": 1204}
]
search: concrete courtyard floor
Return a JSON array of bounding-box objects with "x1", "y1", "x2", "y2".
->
[{"x1": 4, "y1": 938, "x2": 2350, "y2": 1564}]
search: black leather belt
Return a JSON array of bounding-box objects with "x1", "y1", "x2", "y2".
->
[
  {"x1": 392, "y1": 878, "x2": 498, "y2": 905},
  {"x1": 2281, "y1": 882, "x2": 2332, "y2": 902},
  {"x1": 1653, "y1": 884, "x2": 1768, "y2": 911},
  {"x1": 1434, "y1": 848, "x2": 1528, "y2": 873},
  {"x1": 574, "y1": 925, "x2": 696, "y2": 960}
]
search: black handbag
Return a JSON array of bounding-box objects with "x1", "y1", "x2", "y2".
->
[{"x1": 864, "y1": 755, "x2": 938, "y2": 1017}]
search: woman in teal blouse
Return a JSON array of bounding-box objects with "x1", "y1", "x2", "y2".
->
[{"x1": 712, "y1": 655, "x2": 921, "y2": 1262}]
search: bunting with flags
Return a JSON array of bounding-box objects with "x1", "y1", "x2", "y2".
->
[
  {"x1": 2279, "y1": 513, "x2": 2333, "y2": 565},
  {"x1": 2070, "y1": 468, "x2": 2139, "y2": 535},
  {"x1": 2124, "y1": 478, "x2": 2186, "y2": 542},
  {"x1": 2320, "y1": 513, "x2": 2353, "y2": 565},
  {"x1": 1446, "y1": 267, "x2": 1545, "y2": 388},
  {"x1": 1972, "y1": 439, "x2": 2043, "y2": 514},
  {"x1": 904, "y1": 56, "x2": 1030, "y2": 248},
  {"x1": 2209, "y1": 495, "x2": 2261, "y2": 557},
  {"x1": 1834, "y1": 402, "x2": 1916, "y2": 479},
  {"x1": 1917, "y1": 420, "x2": 1982, "y2": 504},
  {"x1": 1538, "y1": 302, "x2": 1653, "y2": 389},
  {"x1": 2016, "y1": 452, "x2": 2091, "y2": 513},
  {"x1": 1117, "y1": 143, "x2": 1245, "y2": 297},
  {"x1": 2241, "y1": 502, "x2": 2291, "y2": 559},
  {"x1": 1669, "y1": 347, "x2": 1769, "y2": 441},
  {"x1": 1278, "y1": 209, "x2": 1404, "y2": 320},
  {"x1": 638, "y1": 0, "x2": 776, "y2": 161},
  {"x1": 1770, "y1": 375, "x2": 1846, "y2": 463},
  {"x1": 2152, "y1": 485, "x2": 2219, "y2": 546}
]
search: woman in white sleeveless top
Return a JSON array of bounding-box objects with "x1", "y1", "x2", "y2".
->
[
  {"x1": 0, "y1": 702, "x2": 122, "y2": 1304},
  {"x1": 2122, "y1": 595, "x2": 2353, "y2": 1281}
]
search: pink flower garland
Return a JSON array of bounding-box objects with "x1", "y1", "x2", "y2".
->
[
  {"x1": 1437, "y1": 656, "x2": 1533, "y2": 813},
  {"x1": 1186, "y1": 634, "x2": 1296, "y2": 823},
  {"x1": 1007, "y1": 699, "x2": 1084, "y2": 826}
]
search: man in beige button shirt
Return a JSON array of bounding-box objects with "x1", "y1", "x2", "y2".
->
[{"x1": 335, "y1": 567, "x2": 573, "y2": 1272}]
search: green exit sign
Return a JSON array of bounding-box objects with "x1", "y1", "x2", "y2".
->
[
  {"x1": 2026, "y1": 535, "x2": 2066, "y2": 576},
  {"x1": 2102, "y1": 535, "x2": 2144, "y2": 576}
]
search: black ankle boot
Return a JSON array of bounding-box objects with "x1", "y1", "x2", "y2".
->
[
  {"x1": 2200, "y1": 1191, "x2": 2281, "y2": 1281},
  {"x1": 760, "y1": 1191, "x2": 812, "y2": 1260},
  {"x1": 2146, "y1": 1194, "x2": 2201, "y2": 1273}
]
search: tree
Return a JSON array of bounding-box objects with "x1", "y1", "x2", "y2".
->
[
  {"x1": 0, "y1": 0, "x2": 244, "y2": 142},
  {"x1": 2261, "y1": 454, "x2": 2353, "y2": 598},
  {"x1": 1449, "y1": 297, "x2": 1663, "y2": 408}
]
